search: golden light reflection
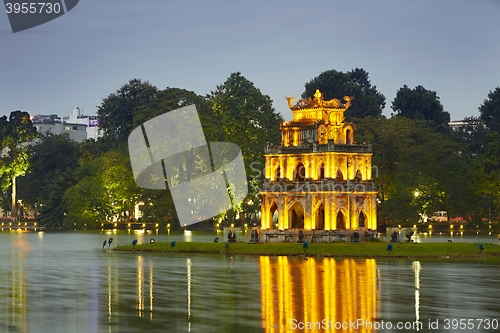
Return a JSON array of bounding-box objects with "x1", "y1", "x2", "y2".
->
[
  {"x1": 108, "y1": 265, "x2": 112, "y2": 325},
  {"x1": 150, "y1": 263, "x2": 154, "y2": 321},
  {"x1": 134, "y1": 257, "x2": 155, "y2": 323},
  {"x1": 260, "y1": 257, "x2": 377, "y2": 332},
  {"x1": 137, "y1": 255, "x2": 144, "y2": 317},
  {"x1": 187, "y1": 258, "x2": 192, "y2": 333},
  {"x1": 413, "y1": 261, "x2": 421, "y2": 331},
  {"x1": 9, "y1": 251, "x2": 27, "y2": 332}
]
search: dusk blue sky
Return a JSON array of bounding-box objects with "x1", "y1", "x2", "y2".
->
[{"x1": 1, "y1": 0, "x2": 499, "y2": 122}]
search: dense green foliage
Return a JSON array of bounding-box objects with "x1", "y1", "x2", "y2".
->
[
  {"x1": 0, "y1": 111, "x2": 38, "y2": 219},
  {"x1": 97, "y1": 78, "x2": 157, "y2": 143},
  {"x1": 354, "y1": 113, "x2": 500, "y2": 226},
  {"x1": 3, "y1": 72, "x2": 500, "y2": 230},
  {"x1": 209, "y1": 72, "x2": 283, "y2": 219},
  {"x1": 391, "y1": 84, "x2": 451, "y2": 128},
  {"x1": 9, "y1": 74, "x2": 282, "y2": 229},
  {"x1": 23, "y1": 133, "x2": 81, "y2": 227},
  {"x1": 479, "y1": 87, "x2": 500, "y2": 132}
]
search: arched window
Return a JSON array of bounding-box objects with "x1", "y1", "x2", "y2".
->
[
  {"x1": 316, "y1": 203, "x2": 325, "y2": 230},
  {"x1": 359, "y1": 211, "x2": 366, "y2": 228},
  {"x1": 294, "y1": 162, "x2": 305, "y2": 182},
  {"x1": 336, "y1": 211, "x2": 345, "y2": 230},
  {"x1": 289, "y1": 202, "x2": 304, "y2": 229},
  {"x1": 336, "y1": 168, "x2": 344, "y2": 180},
  {"x1": 275, "y1": 166, "x2": 281, "y2": 181},
  {"x1": 356, "y1": 169, "x2": 362, "y2": 180},
  {"x1": 319, "y1": 163, "x2": 325, "y2": 180},
  {"x1": 346, "y1": 129, "x2": 353, "y2": 144},
  {"x1": 270, "y1": 202, "x2": 278, "y2": 228}
]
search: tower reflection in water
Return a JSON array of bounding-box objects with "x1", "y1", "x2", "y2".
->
[
  {"x1": 260, "y1": 257, "x2": 378, "y2": 333},
  {"x1": 1, "y1": 250, "x2": 380, "y2": 332}
]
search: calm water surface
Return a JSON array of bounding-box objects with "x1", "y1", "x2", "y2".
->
[{"x1": 0, "y1": 231, "x2": 499, "y2": 332}]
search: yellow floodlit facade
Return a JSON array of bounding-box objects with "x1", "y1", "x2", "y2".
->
[{"x1": 260, "y1": 90, "x2": 377, "y2": 231}]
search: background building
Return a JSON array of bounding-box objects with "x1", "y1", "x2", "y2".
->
[
  {"x1": 32, "y1": 107, "x2": 102, "y2": 142},
  {"x1": 63, "y1": 107, "x2": 103, "y2": 141}
]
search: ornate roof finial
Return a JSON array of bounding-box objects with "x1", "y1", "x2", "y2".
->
[
  {"x1": 314, "y1": 89, "x2": 322, "y2": 102},
  {"x1": 286, "y1": 90, "x2": 353, "y2": 112}
]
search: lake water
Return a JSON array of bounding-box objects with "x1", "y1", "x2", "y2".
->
[{"x1": 1, "y1": 230, "x2": 499, "y2": 332}]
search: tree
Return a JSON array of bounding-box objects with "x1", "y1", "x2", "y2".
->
[
  {"x1": 479, "y1": 87, "x2": 500, "y2": 132},
  {"x1": 64, "y1": 148, "x2": 140, "y2": 228},
  {"x1": 363, "y1": 136, "x2": 475, "y2": 225},
  {"x1": 470, "y1": 131, "x2": 500, "y2": 221},
  {"x1": 303, "y1": 68, "x2": 386, "y2": 119},
  {"x1": 353, "y1": 116, "x2": 444, "y2": 225},
  {"x1": 391, "y1": 85, "x2": 450, "y2": 127},
  {"x1": 22, "y1": 133, "x2": 81, "y2": 228},
  {"x1": 132, "y1": 87, "x2": 224, "y2": 227},
  {"x1": 396, "y1": 139, "x2": 474, "y2": 220},
  {"x1": 0, "y1": 111, "x2": 38, "y2": 221},
  {"x1": 97, "y1": 79, "x2": 157, "y2": 143},
  {"x1": 209, "y1": 72, "x2": 283, "y2": 161},
  {"x1": 209, "y1": 72, "x2": 283, "y2": 220},
  {"x1": 133, "y1": 87, "x2": 224, "y2": 143},
  {"x1": 450, "y1": 116, "x2": 487, "y2": 157}
]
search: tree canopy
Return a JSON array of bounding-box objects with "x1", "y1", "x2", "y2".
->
[
  {"x1": 391, "y1": 85, "x2": 450, "y2": 127},
  {"x1": 209, "y1": 72, "x2": 283, "y2": 219},
  {"x1": 24, "y1": 133, "x2": 81, "y2": 227},
  {"x1": 133, "y1": 87, "x2": 224, "y2": 143},
  {"x1": 97, "y1": 79, "x2": 157, "y2": 143},
  {"x1": 303, "y1": 68, "x2": 386, "y2": 119},
  {"x1": 0, "y1": 111, "x2": 38, "y2": 220},
  {"x1": 479, "y1": 87, "x2": 500, "y2": 132},
  {"x1": 131, "y1": 87, "x2": 225, "y2": 225}
]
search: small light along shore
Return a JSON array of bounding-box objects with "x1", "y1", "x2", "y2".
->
[{"x1": 114, "y1": 241, "x2": 500, "y2": 258}]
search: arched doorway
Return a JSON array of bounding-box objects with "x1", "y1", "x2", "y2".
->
[
  {"x1": 359, "y1": 211, "x2": 366, "y2": 228},
  {"x1": 270, "y1": 202, "x2": 278, "y2": 228},
  {"x1": 336, "y1": 211, "x2": 345, "y2": 230},
  {"x1": 275, "y1": 166, "x2": 281, "y2": 181},
  {"x1": 294, "y1": 162, "x2": 306, "y2": 182},
  {"x1": 346, "y1": 129, "x2": 353, "y2": 144},
  {"x1": 289, "y1": 202, "x2": 304, "y2": 229},
  {"x1": 318, "y1": 163, "x2": 325, "y2": 180},
  {"x1": 316, "y1": 203, "x2": 325, "y2": 230}
]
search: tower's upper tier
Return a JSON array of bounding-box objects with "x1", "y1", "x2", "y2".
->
[
  {"x1": 281, "y1": 90, "x2": 356, "y2": 147},
  {"x1": 285, "y1": 89, "x2": 353, "y2": 124}
]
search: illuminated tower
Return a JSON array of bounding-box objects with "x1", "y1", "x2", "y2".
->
[{"x1": 260, "y1": 90, "x2": 377, "y2": 231}]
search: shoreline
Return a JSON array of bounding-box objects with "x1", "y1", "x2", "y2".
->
[{"x1": 114, "y1": 241, "x2": 500, "y2": 259}]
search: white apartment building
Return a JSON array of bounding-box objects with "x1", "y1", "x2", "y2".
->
[
  {"x1": 32, "y1": 108, "x2": 103, "y2": 143},
  {"x1": 63, "y1": 107, "x2": 103, "y2": 141}
]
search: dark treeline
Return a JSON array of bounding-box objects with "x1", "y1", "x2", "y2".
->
[
  {"x1": 1, "y1": 73, "x2": 282, "y2": 229},
  {"x1": 2, "y1": 69, "x2": 500, "y2": 229}
]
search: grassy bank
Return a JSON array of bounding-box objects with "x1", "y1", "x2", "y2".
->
[{"x1": 115, "y1": 241, "x2": 500, "y2": 258}]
